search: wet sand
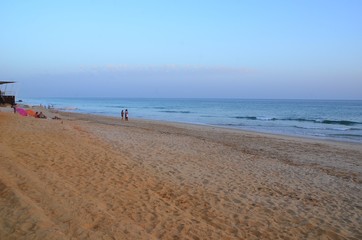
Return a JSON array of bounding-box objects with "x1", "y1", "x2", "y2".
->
[{"x1": 0, "y1": 108, "x2": 361, "y2": 239}]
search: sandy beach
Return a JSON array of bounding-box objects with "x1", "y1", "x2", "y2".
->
[{"x1": 0, "y1": 108, "x2": 361, "y2": 239}]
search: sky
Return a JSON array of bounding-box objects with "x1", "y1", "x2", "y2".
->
[{"x1": 1, "y1": 0, "x2": 361, "y2": 99}]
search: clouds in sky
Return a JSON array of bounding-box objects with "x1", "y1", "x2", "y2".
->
[
  {"x1": 15, "y1": 62, "x2": 361, "y2": 100},
  {"x1": 1, "y1": 1, "x2": 361, "y2": 99}
]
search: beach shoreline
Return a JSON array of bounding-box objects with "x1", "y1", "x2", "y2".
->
[
  {"x1": 19, "y1": 98, "x2": 362, "y2": 144},
  {"x1": 1, "y1": 108, "x2": 361, "y2": 239},
  {"x1": 58, "y1": 109, "x2": 362, "y2": 146}
]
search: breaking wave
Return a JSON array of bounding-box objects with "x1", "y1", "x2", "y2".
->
[{"x1": 232, "y1": 116, "x2": 361, "y2": 126}]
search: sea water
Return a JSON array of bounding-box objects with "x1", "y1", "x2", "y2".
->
[{"x1": 21, "y1": 98, "x2": 362, "y2": 143}]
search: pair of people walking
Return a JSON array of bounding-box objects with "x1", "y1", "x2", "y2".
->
[{"x1": 121, "y1": 109, "x2": 129, "y2": 121}]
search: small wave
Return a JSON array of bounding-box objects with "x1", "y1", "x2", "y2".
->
[
  {"x1": 258, "y1": 117, "x2": 276, "y2": 121},
  {"x1": 218, "y1": 123, "x2": 245, "y2": 127},
  {"x1": 293, "y1": 126, "x2": 357, "y2": 131},
  {"x1": 106, "y1": 105, "x2": 127, "y2": 108},
  {"x1": 160, "y1": 110, "x2": 192, "y2": 114},
  {"x1": 233, "y1": 116, "x2": 362, "y2": 126},
  {"x1": 287, "y1": 118, "x2": 316, "y2": 123},
  {"x1": 234, "y1": 116, "x2": 277, "y2": 121},
  {"x1": 234, "y1": 116, "x2": 257, "y2": 120},
  {"x1": 286, "y1": 118, "x2": 361, "y2": 126},
  {"x1": 319, "y1": 120, "x2": 360, "y2": 126}
]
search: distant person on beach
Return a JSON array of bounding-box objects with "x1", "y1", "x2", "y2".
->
[
  {"x1": 11, "y1": 104, "x2": 16, "y2": 114},
  {"x1": 125, "y1": 109, "x2": 129, "y2": 121},
  {"x1": 121, "y1": 110, "x2": 124, "y2": 120},
  {"x1": 36, "y1": 112, "x2": 47, "y2": 119}
]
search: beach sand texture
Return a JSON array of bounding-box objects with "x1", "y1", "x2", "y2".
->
[{"x1": 1, "y1": 110, "x2": 361, "y2": 239}]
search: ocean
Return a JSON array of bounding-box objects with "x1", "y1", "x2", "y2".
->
[{"x1": 22, "y1": 98, "x2": 362, "y2": 143}]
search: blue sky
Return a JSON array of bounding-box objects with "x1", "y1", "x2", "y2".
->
[{"x1": 1, "y1": 0, "x2": 361, "y2": 99}]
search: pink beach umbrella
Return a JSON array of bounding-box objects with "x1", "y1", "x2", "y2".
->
[{"x1": 16, "y1": 108, "x2": 28, "y2": 116}]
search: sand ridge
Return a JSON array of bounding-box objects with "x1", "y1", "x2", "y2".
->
[{"x1": 0, "y1": 111, "x2": 361, "y2": 239}]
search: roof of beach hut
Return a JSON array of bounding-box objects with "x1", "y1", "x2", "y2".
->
[{"x1": 0, "y1": 81, "x2": 15, "y2": 85}]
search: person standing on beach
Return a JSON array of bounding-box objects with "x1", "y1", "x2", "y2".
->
[
  {"x1": 125, "y1": 109, "x2": 129, "y2": 121},
  {"x1": 121, "y1": 110, "x2": 124, "y2": 120},
  {"x1": 11, "y1": 104, "x2": 16, "y2": 114}
]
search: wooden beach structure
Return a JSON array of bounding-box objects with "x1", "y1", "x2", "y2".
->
[{"x1": 0, "y1": 81, "x2": 16, "y2": 105}]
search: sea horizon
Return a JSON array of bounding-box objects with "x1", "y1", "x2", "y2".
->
[{"x1": 19, "y1": 96, "x2": 362, "y2": 101}]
